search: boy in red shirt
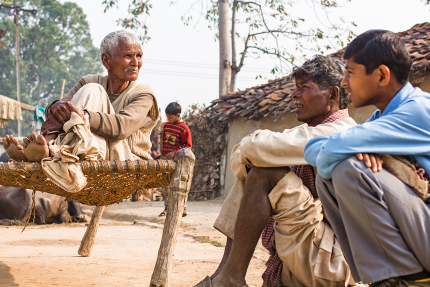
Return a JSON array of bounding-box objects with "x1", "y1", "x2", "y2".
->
[{"x1": 159, "y1": 102, "x2": 192, "y2": 217}]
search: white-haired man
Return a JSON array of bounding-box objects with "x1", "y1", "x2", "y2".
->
[{"x1": 3, "y1": 30, "x2": 159, "y2": 168}]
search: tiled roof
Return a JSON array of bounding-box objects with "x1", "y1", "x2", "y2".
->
[{"x1": 209, "y1": 22, "x2": 430, "y2": 122}]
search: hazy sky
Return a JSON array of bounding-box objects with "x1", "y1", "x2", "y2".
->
[{"x1": 60, "y1": 0, "x2": 430, "y2": 119}]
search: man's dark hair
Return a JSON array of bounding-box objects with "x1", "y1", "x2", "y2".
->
[
  {"x1": 343, "y1": 30, "x2": 412, "y2": 84},
  {"x1": 165, "y1": 102, "x2": 181, "y2": 115},
  {"x1": 292, "y1": 55, "x2": 349, "y2": 109}
]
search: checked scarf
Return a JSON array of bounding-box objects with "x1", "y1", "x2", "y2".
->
[{"x1": 261, "y1": 109, "x2": 350, "y2": 287}]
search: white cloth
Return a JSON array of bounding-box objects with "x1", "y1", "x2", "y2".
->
[
  {"x1": 40, "y1": 83, "x2": 136, "y2": 192},
  {"x1": 230, "y1": 118, "x2": 358, "y2": 180},
  {"x1": 41, "y1": 112, "x2": 101, "y2": 192},
  {"x1": 214, "y1": 117, "x2": 358, "y2": 287},
  {"x1": 0, "y1": 95, "x2": 23, "y2": 129}
]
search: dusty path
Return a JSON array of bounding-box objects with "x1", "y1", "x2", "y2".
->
[{"x1": 0, "y1": 200, "x2": 269, "y2": 287}]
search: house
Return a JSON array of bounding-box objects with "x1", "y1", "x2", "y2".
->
[{"x1": 209, "y1": 22, "x2": 430, "y2": 196}]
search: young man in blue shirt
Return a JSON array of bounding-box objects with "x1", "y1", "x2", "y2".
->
[{"x1": 304, "y1": 30, "x2": 430, "y2": 286}]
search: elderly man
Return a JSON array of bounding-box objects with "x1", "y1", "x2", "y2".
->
[
  {"x1": 195, "y1": 55, "x2": 358, "y2": 287},
  {"x1": 305, "y1": 30, "x2": 430, "y2": 286},
  {"x1": 3, "y1": 30, "x2": 158, "y2": 169}
]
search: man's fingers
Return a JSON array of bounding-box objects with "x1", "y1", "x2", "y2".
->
[
  {"x1": 59, "y1": 107, "x2": 71, "y2": 120},
  {"x1": 369, "y1": 155, "x2": 378, "y2": 172},
  {"x1": 54, "y1": 110, "x2": 67, "y2": 124},
  {"x1": 363, "y1": 153, "x2": 371, "y2": 168},
  {"x1": 355, "y1": 153, "x2": 364, "y2": 161},
  {"x1": 377, "y1": 157, "x2": 383, "y2": 172},
  {"x1": 361, "y1": 153, "x2": 384, "y2": 173}
]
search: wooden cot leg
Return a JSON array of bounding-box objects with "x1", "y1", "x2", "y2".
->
[
  {"x1": 150, "y1": 148, "x2": 195, "y2": 287},
  {"x1": 78, "y1": 205, "x2": 105, "y2": 257}
]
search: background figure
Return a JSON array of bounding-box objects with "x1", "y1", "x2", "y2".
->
[{"x1": 159, "y1": 102, "x2": 192, "y2": 217}]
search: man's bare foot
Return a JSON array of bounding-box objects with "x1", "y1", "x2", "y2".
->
[
  {"x1": 2, "y1": 135, "x2": 28, "y2": 161},
  {"x1": 22, "y1": 132, "x2": 49, "y2": 162}
]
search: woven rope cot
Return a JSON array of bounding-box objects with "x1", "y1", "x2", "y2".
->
[
  {"x1": 0, "y1": 148, "x2": 195, "y2": 287},
  {"x1": 0, "y1": 159, "x2": 175, "y2": 206}
]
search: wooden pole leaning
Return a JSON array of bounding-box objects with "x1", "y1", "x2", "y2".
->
[
  {"x1": 150, "y1": 148, "x2": 195, "y2": 287},
  {"x1": 78, "y1": 206, "x2": 105, "y2": 257}
]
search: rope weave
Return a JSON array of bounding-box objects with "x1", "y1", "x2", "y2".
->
[{"x1": 0, "y1": 159, "x2": 176, "y2": 206}]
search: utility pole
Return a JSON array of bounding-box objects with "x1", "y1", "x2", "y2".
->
[{"x1": 0, "y1": 2, "x2": 37, "y2": 136}]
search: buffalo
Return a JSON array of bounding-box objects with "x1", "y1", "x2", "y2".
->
[
  {"x1": 0, "y1": 186, "x2": 86, "y2": 225},
  {"x1": 0, "y1": 140, "x2": 86, "y2": 225}
]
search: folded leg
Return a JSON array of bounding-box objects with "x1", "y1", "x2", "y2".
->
[
  {"x1": 271, "y1": 171, "x2": 352, "y2": 287},
  {"x1": 316, "y1": 156, "x2": 430, "y2": 283}
]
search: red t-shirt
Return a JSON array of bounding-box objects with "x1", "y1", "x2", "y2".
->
[{"x1": 161, "y1": 121, "x2": 192, "y2": 155}]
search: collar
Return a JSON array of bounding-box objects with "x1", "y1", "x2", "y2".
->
[{"x1": 381, "y1": 82, "x2": 414, "y2": 117}]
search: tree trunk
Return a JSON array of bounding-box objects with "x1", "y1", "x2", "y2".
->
[
  {"x1": 218, "y1": 0, "x2": 231, "y2": 97},
  {"x1": 230, "y1": 0, "x2": 238, "y2": 93}
]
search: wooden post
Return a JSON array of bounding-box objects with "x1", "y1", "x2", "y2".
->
[
  {"x1": 78, "y1": 206, "x2": 105, "y2": 257},
  {"x1": 60, "y1": 79, "x2": 66, "y2": 99},
  {"x1": 219, "y1": 147, "x2": 227, "y2": 196},
  {"x1": 14, "y1": 3, "x2": 21, "y2": 137},
  {"x1": 150, "y1": 148, "x2": 195, "y2": 287}
]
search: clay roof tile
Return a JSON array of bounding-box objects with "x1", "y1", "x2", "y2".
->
[{"x1": 209, "y1": 22, "x2": 430, "y2": 121}]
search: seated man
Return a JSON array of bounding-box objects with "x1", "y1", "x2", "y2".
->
[
  {"x1": 3, "y1": 30, "x2": 158, "y2": 168},
  {"x1": 304, "y1": 30, "x2": 430, "y2": 286},
  {"x1": 196, "y1": 55, "x2": 359, "y2": 287}
]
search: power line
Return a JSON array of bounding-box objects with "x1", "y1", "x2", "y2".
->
[
  {"x1": 142, "y1": 58, "x2": 269, "y2": 73},
  {"x1": 140, "y1": 69, "x2": 265, "y2": 82}
]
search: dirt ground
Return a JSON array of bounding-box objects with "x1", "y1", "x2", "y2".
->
[{"x1": 0, "y1": 198, "x2": 269, "y2": 287}]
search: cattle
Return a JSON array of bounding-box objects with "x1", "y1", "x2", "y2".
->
[
  {"x1": 0, "y1": 141, "x2": 86, "y2": 224},
  {"x1": 0, "y1": 187, "x2": 87, "y2": 224}
]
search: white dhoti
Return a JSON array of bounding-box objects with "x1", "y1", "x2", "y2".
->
[
  {"x1": 214, "y1": 172, "x2": 354, "y2": 287},
  {"x1": 41, "y1": 83, "x2": 137, "y2": 192}
]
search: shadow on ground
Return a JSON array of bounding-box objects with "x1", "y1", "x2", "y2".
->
[{"x1": 0, "y1": 261, "x2": 18, "y2": 286}]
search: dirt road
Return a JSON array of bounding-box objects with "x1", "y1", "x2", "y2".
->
[{"x1": 0, "y1": 200, "x2": 268, "y2": 287}]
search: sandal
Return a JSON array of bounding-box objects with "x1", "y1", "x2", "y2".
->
[
  {"x1": 159, "y1": 209, "x2": 167, "y2": 217},
  {"x1": 193, "y1": 276, "x2": 248, "y2": 287},
  {"x1": 193, "y1": 276, "x2": 212, "y2": 287}
]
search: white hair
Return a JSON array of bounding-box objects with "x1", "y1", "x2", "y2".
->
[{"x1": 100, "y1": 30, "x2": 140, "y2": 55}]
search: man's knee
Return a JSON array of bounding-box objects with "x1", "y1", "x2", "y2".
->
[
  {"x1": 332, "y1": 155, "x2": 365, "y2": 182},
  {"x1": 74, "y1": 83, "x2": 105, "y2": 99},
  {"x1": 71, "y1": 83, "x2": 109, "y2": 112},
  {"x1": 246, "y1": 166, "x2": 290, "y2": 191}
]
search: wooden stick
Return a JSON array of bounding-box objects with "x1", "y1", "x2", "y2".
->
[
  {"x1": 150, "y1": 148, "x2": 195, "y2": 287},
  {"x1": 78, "y1": 206, "x2": 105, "y2": 257},
  {"x1": 60, "y1": 79, "x2": 66, "y2": 99},
  {"x1": 20, "y1": 102, "x2": 36, "y2": 112}
]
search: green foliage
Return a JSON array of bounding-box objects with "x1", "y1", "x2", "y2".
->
[
  {"x1": 0, "y1": 0, "x2": 102, "y2": 135},
  {"x1": 102, "y1": 0, "x2": 152, "y2": 43}
]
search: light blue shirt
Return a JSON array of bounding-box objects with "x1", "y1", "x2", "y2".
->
[{"x1": 304, "y1": 83, "x2": 430, "y2": 180}]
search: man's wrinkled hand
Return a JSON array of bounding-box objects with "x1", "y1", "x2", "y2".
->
[
  {"x1": 355, "y1": 153, "x2": 383, "y2": 173},
  {"x1": 51, "y1": 100, "x2": 83, "y2": 124},
  {"x1": 166, "y1": 151, "x2": 175, "y2": 160},
  {"x1": 41, "y1": 115, "x2": 63, "y2": 136}
]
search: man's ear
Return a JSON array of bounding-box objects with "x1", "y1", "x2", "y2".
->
[
  {"x1": 377, "y1": 65, "x2": 391, "y2": 87},
  {"x1": 329, "y1": 86, "x2": 340, "y2": 106},
  {"x1": 101, "y1": 53, "x2": 110, "y2": 70}
]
